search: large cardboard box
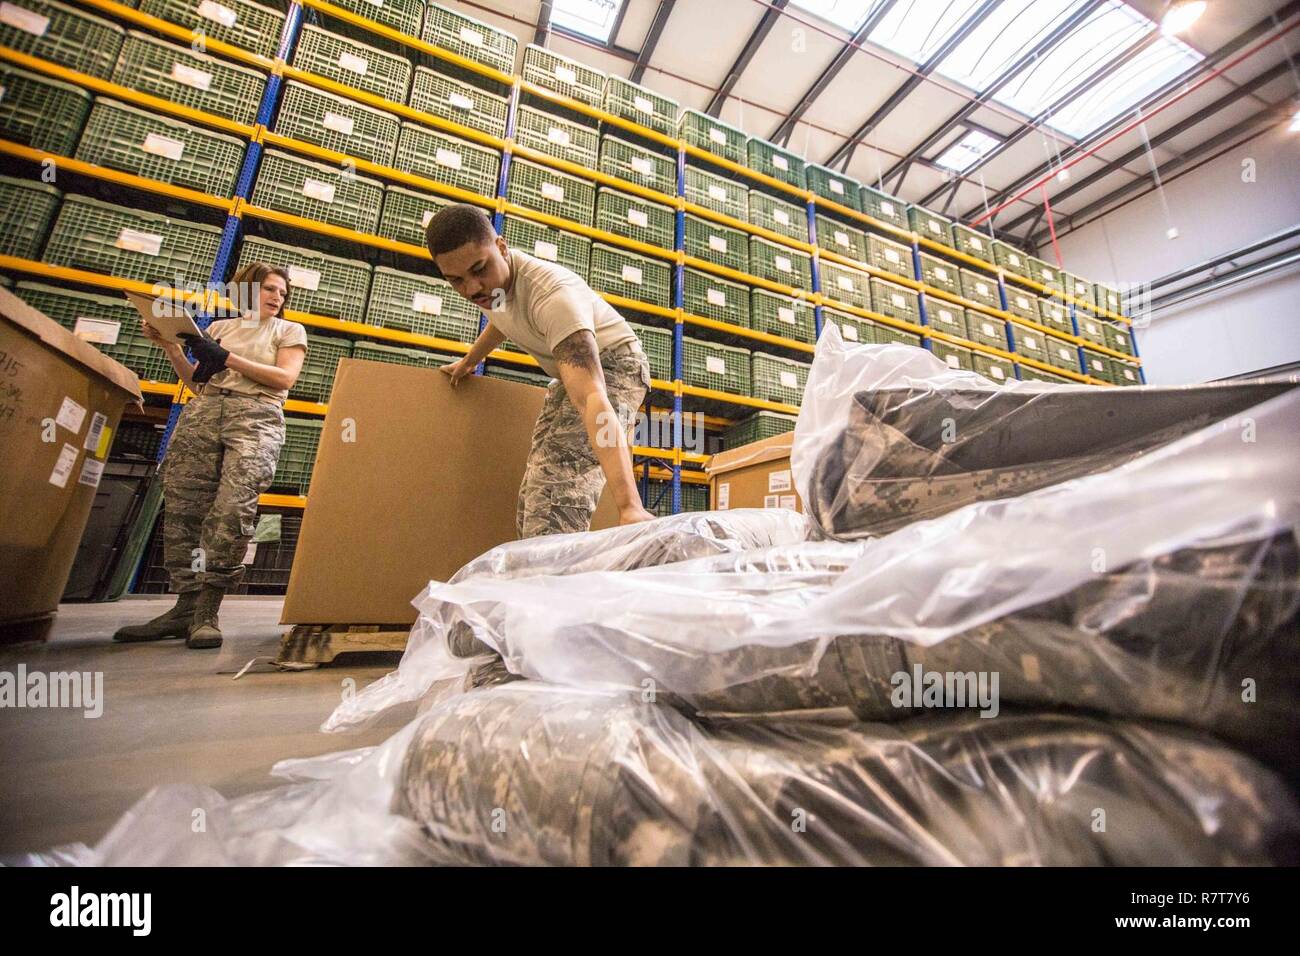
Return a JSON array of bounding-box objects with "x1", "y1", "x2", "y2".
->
[
  {"x1": 0, "y1": 288, "x2": 142, "y2": 644},
  {"x1": 706, "y1": 431, "x2": 803, "y2": 513}
]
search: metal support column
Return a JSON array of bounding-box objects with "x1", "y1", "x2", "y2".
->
[
  {"x1": 996, "y1": 275, "x2": 1020, "y2": 378},
  {"x1": 670, "y1": 144, "x2": 685, "y2": 514},
  {"x1": 911, "y1": 240, "x2": 932, "y2": 347},
  {"x1": 806, "y1": 199, "x2": 823, "y2": 340}
]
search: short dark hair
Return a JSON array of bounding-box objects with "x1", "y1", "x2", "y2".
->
[{"x1": 425, "y1": 204, "x2": 497, "y2": 259}]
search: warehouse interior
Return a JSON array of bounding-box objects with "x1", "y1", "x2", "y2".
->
[{"x1": 0, "y1": 0, "x2": 1298, "y2": 868}]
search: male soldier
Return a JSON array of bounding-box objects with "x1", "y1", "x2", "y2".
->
[{"x1": 426, "y1": 204, "x2": 655, "y2": 536}]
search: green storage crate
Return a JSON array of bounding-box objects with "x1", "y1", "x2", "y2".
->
[
  {"x1": 820, "y1": 259, "x2": 871, "y2": 311},
  {"x1": 365, "y1": 266, "x2": 479, "y2": 342},
  {"x1": 685, "y1": 165, "x2": 747, "y2": 221},
  {"x1": 1018, "y1": 366, "x2": 1074, "y2": 384},
  {"x1": 959, "y1": 268, "x2": 1000, "y2": 309},
  {"x1": 1074, "y1": 308, "x2": 1108, "y2": 346},
  {"x1": 276, "y1": 80, "x2": 400, "y2": 167},
  {"x1": 521, "y1": 44, "x2": 604, "y2": 106},
  {"x1": 602, "y1": 74, "x2": 677, "y2": 136},
  {"x1": 747, "y1": 190, "x2": 806, "y2": 242},
  {"x1": 353, "y1": 339, "x2": 452, "y2": 368},
  {"x1": 929, "y1": 339, "x2": 974, "y2": 372},
  {"x1": 723, "y1": 410, "x2": 796, "y2": 449},
  {"x1": 1003, "y1": 286, "x2": 1039, "y2": 323},
  {"x1": 919, "y1": 252, "x2": 960, "y2": 295},
  {"x1": 966, "y1": 310, "x2": 1008, "y2": 351},
  {"x1": 15, "y1": 281, "x2": 176, "y2": 382},
  {"x1": 503, "y1": 216, "x2": 591, "y2": 278},
  {"x1": 515, "y1": 105, "x2": 598, "y2": 166},
  {"x1": 422, "y1": 3, "x2": 517, "y2": 74},
  {"x1": 627, "y1": 321, "x2": 671, "y2": 380},
  {"x1": 251, "y1": 148, "x2": 384, "y2": 233},
  {"x1": 747, "y1": 138, "x2": 804, "y2": 189},
  {"x1": 112, "y1": 31, "x2": 264, "y2": 126},
  {"x1": 1009, "y1": 322, "x2": 1050, "y2": 365},
  {"x1": 925, "y1": 300, "x2": 968, "y2": 340},
  {"x1": 749, "y1": 236, "x2": 811, "y2": 288},
  {"x1": 274, "y1": 417, "x2": 323, "y2": 494},
  {"x1": 139, "y1": 0, "x2": 285, "y2": 59},
  {"x1": 972, "y1": 351, "x2": 1014, "y2": 385},
  {"x1": 595, "y1": 187, "x2": 674, "y2": 249},
  {"x1": 750, "y1": 351, "x2": 807, "y2": 406},
  {"x1": 506, "y1": 157, "x2": 595, "y2": 226},
  {"x1": 866, "y1": 233, "x2": 912, "y2": 279},
  {"x1": 806, "y1": 163, "x2": 858, "y2": 210},
  {"x1": 599, "y1": 134, "x2": 676, "y2": 197},
  {"x1": 325, "y1": 0, "x2": 421, "y2": 36},
  {"x1": 0, "y1": 64, "x2": 91, "y2": 156},
  {"x1": 907, "y1": 205, "x2": 951, "y2": 242},
  {"x1": 1062, "y1": 272, "x2": 1090, "y2": 302},
  {"x1": 993, "y1": 240, "x2": 1031, "y2": 277},
  {"x1": 45, "y1": 194, "x2": 222, "y2": 285},
  {"x1": 75, "y1": 97, "x2": 246, "y2": 196},
  {"x1": 0, "y1": 174, "x2": 60, "y2": 259},
  {"x1": 1094, "y1": 282, "x2": 1123, "y2": 316},
  {"x1": 685, "y1": 213, "x2": 747, "y2": 273},
  {"x1": 820, "y1": 305, "x2": 875, "y2": 346},
  {"x1": 1103, "y1": 321, "x2": 1134, "y2": 356},
  {"x1": 408, "y1": 67, "x2": 509, "y2": 139},
  {"x1": 815, "y1": 214, "x2": 866, "y2": 262},
  {"x1": 395, "y1": 121, "x2": 500, "y2": 198},
  {"x1": 751, "y1": 288, "x2": 813, "y2": 342},
  {"x1": 870, "y1": 278, "x2": 920, "y2": 327},
  {"x1": 950, "y1": 223, "x2": 995, "y2": 263},
  {"x1": 238, "y1": 235, "x2": 371, "y2": 324},
  {"x1": 377, "y1": 184, "x2": 451, "y2": 248},
  {"x1": 678, "y1": 109, "x2": 746, "y2": 166},
  {"x1": 1043, "y1": 334, "x2": 1082, "y2": 375},
  {"x1": 589, "y1": 243, "x2": 671, "y2": 308},
  {"x1": 1028, "y1": 255, "x2": 1063, "y2": 290},
  {"x1": 876, "y1": 324, "x2": 922, "y2": 348},
  {"x1": 684, "y1": 268, "x2": 749, "y2": 327},
  {"x1": 1080, "y1": 347, "x2": 1113, "y2": 383},
  {"x1": 487, "y1": 363, "x2": 552, "y2": 387},
  {"x1": 682, "y1": 336, "x2": 751, "y2": 396},
  {"x1": 289, "y1": 332, "x2": 351, "y2": 402},
  {"x1": 1037, "y1": 296, "x2": 1072, "y2": 334},
  {"x1": 1112, "y1": 359, "x2": 1141, "y2": 386},
  {"x1": 293, "y1": 23, "x2": 411, "y2": 103},
  {"x1": 0, "y1": 0, "x2": 123, "y2": 80},
  {"x1": 859, "y1": 184, "x2": 907, "y2": 231},
  {"x1": 646, "y1": 479, "x2": 707, "y2": 516}
]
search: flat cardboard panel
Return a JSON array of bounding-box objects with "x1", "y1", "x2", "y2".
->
[{"x1": 707, "y1": 432, "x2": 803, "y2": 513}]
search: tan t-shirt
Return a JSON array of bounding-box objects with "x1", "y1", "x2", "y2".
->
[
  {"x1": 488, "y1": 249, "x2": 638, "y2": 378},
  {"x1": 204, "y1": 315, "x2": 308, "y2": 403}
]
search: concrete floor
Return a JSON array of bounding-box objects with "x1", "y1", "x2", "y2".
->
[{"x1": 0, "y1": 598, "x2": 401, "y2": 857}]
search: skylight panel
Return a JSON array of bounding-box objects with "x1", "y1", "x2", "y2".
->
[
  {"x1": 788, "y1": 0, "x2": 885, "y2": 33},
  {"x1": 552, "y1": 0, "x2": 625, "y2": 43},
  {"x1": 934, "y1": 129, "x2": 1001, "y2": 171},
  {"x1": 867, "y1": 0, "x2": 986, "y2": 64},
  {"x1": 936, "y1": 0, "x2": 1088, "y2": 93}
]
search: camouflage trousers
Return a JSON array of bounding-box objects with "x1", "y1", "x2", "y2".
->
[
  {"x1": 517, "y1": 341, "x2": 650, "y2": 538},
  {"x1": 161, "y1": 391, "x2": 285, "y2": 592}
]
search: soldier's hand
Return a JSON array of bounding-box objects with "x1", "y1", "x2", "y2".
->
[
  {"x1": 618, "y1": 504, "x2": 656, "y2": 526},
  {"x1": 141, "y1": 321, "x2": 166, "y2": 345},
  {"x1": 439, "y1": 357, "x2": 475, "y2": 387}
]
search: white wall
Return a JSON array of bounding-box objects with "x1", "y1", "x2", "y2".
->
[{"x1": 1051, "y1": 124, "x2": 1300, "y2": 385}]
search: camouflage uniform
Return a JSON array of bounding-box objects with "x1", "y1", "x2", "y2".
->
[
  {"x1": 161, "y1": 390, "x2": 285, "y2": 592},
  {"x1": 516, "y1": 341, "x2": 650, "y2": 538}
]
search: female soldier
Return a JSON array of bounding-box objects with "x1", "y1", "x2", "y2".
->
[{"x1": 114, "y1": 262, "x2": 308, "y2": 649}]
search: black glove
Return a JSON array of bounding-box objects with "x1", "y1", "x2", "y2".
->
[
  {"x1": 180, "y1": 332, "x2": 230, "y2": 370},
  {"x1": 191, "y1": 357, "x2": 224, "y2": 383}
]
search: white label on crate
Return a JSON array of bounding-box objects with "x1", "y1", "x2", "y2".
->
[
  {"x1": 772, "y1": 154, "x2": 789, "y2": 171},
  {"x1": 0, "y1": 3, "x2": 48, "y2": 36},
  {"x1": 338, "y1": 51, "x2": 369, "y2": 75},
  {"x1": 141, "y1": 133, "x2": 185, "y2": 161},
  {"x1": 774, "y1": 255, "x2": 792, "y2": 273},
  {"x1": 533, "y1": 240, "x2": 558, "y2": 262},
  {"x1": 834, "y1": 230, "x2": 849, "y2": 248},
  {"x1": 976, "y1": 282, "x2": 990, "y2": 297},
  {"x1": 242, "y1": 542, "x2": 258, "y2": 564},
  {"x1": 708, "y1": 234, "x2": 728, "y2": 253},
  {"x1": 1022, "y1": 334, "x2": 1038, "y2": 350},
  {"x1": 981, "y1": 322, "x2": 995, "y2": 337},
  {"x1": 990, "y1": 365, "x2": 1005, "y2": 380},
  {"x1": 56, "y1": 396, "x2": 86, "y2": 435},
  {"x1": 706, "y1": 289, "x2": 727, "y2": 307},
  {"x1": 1084, "y1": 321, "x2": 1098, "y2": 335},
  {"x1": 421, "y1": 209, "x2": 436, "y2": 227},
  {"x1": 891, "y1": 293, "x2": 906, "y2": 309},
  {"x1": 773, "y1": 209, "x2": 790, "y2": 226},
  {"x1": 705, "y1": 356, "x2": 726, "y2": 375},
  {"x1": 459, "y1": 26, "x2": 483, "y2": 46},
  {"x1": 708, "y1": 128, "x2": 726, "y2": 145},
  {"x1": 115, "y1": 228, "x2": 163, "y2": 257},
  {"x1": 448, "y1": 92, "x2": 475, "y2": 111},
  {"x1": 621, "y1": 264, "x2": 643, "y2": 285},
  {"x1": 928, "y1": 221, "x2": 941, "y2": 235},
  {"x1": 1016, "y1": 295, "x2": 1030, "y2": 309},
  {"x1": 829, "y1": 179, "x2": 844, "y2": 195},
  {"x1": 633, "y1": 95, "x2": 654, "y2": 113},
  {"x1": 362, "y1": 0, "x2": 381, "y2": 6},
  {"x1": 630, "y1": 156, "x2": 654, "y2": 177},
  {"x1": 83, "y1": 412, "x2": 108, "y2": 453},
  {"x1": 884, "y1": 248, "x2": 901, "y2": 264},
  {"x1": 768, "y1": 469, "x2": 792, "y2": 493},
  {"x1": 73, "y1": 317, "x2": 120, "y2": 345},
  {"x1": 777, "y1": 306, "x2": 794, "y2": 325},
  {"x1": 717, "y1": 482, "x2": 730, "y2": 510},
  {"x1": 1008, "y1": 253, "x2": 1022, "y2": 266},
  {"x1": 836, "y1": 276, "x2": 853, "y2": 292},
  {"x1": 627, "y1": 208, "x2": 648, "y2": 228},
  {"x1": 879, "y1": 201, "x2": 895, "y2": 216},
  {"x1": 323, "y1": 112, "x2": 355, "y2": 135},
  {"x1": 971, "y1": 236, "x2": 984, "y2": 250},
  {"x1": 841, "y1": 323, "x2": 857, "y2": 341},
  {"x1": 1123, "y1": 367, "x2": 1137, "y2": 382},
  {"x1": 303, "y1": 177, "x2": 336, "y2": 203},
  {"x1": 171, "y1": 63, "x2": 213, "y2": 92},
  {"x1": 77, "y1": 457, "x2": 104, "y2": 489},
  {"x1": 540, "y1": 181, "x2": 564, "y2": 201},
  {"x1": 547, "y1": 126, "x2": 571, "y2": 147},
  {"x1": 48, "y1": 443, "x2": 78, "y2": 489},
  {"x1": 707, "y1": 184, "x2": 727, "y2": 202},
  {"x1": 435, "y1": 148, "x2": 463, "y2": 170},
  {"x1": 938, "y1": 308, "x2": 953, "y2": 324},
  {"x1": 1043, "y1": 268, "x2": 1056, "y2": 281},
  {"x1": 554, "y1": 64, "x2": 577, "y2": 85},
  {"x1": 198, "y1": 1, "x2": 238, "y2": 27},
  {"x1": 1091, "y1": 358, "x2": 1104, "y2": 372},
  {"x1": 288, "y1": 266, "x2": 321, "y2": 291},
  {"x1": 763, "y1": 494, "x2": 779, "y2": 509},
  {"x1": 945, "y1": 355, "x2": 959, "y2": 369},
  {"x1": 412, "y1": 292, "x2": 443, "y2": 315},
  {"x1": 934, "y1": 266, "x2": 949, "y2": 282},
  {"x1": 1057, "y1": 346, "x2": 1071, "y2": 361},
  {"x1": 778, "y1": 371, "x2": 798, "y2": 390}
]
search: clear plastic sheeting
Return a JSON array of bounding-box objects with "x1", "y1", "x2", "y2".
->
[
  {"x1": 791, "y1": 324, "x2": 1297, "y2": 538},
  {"x1": 396, "y1": 683, "x2": 1300, "y2": 866}
]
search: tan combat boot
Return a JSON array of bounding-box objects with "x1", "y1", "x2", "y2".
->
[
  {"x1": 186, "y1": 584, "x2": 226, "y2": 649},
  {"x1": 113, "y1": 590, "x2": 199, "y2": 642}
]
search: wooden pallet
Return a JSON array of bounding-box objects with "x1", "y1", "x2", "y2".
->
[{"x1": 276, "y1": 623, "x2": 409, "y2": 666}]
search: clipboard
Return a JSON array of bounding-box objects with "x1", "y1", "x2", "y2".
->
[{"x1": 124, "y1": 291, "x2": 204, "y2": 345}]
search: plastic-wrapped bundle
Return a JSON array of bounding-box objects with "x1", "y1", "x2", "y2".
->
[
  {"x1": 396, "y1": 684, "x2": 1300, "y2": 866},
  {"x1": 793, "y1": 326, "x2": 1296, "y2": 538}
]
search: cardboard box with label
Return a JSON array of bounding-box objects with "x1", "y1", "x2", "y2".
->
[
  {"x1": 707, "y1": 431, "x2": 802, "y2": 513},
  {"x1": 0, "y1": 288, "x2": 143, "y2": 644}
]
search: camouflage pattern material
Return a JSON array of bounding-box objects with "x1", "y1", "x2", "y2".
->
[
  {"x1": 517, "y1": 341, "x2": 650, "y2": 538},
  {"x1": 161, "y1": 392, "x2": 285, "y2": 592}
]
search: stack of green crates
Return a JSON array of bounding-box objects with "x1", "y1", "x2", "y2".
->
[
  {"x1": 875, "y1": 323, "x2": 922, "y2": 348},
  {"x1": 1004, "y1": 286, "x2": 1040, "y2": 323},
  {"x1": 751, "y1": 352, "x2": 808, "y2": 406},
  {"x1": 1080, "y1": 347, "x2": 1113, "y2": 383},
  {"x1": 907, "y1": 205, "x2": 951, "y2": 243},
  {"x1": 112, "y1": 31, "x2": 265, "y2": 126},
  {"x1": 1037, "y1": 297, "x2": 1073, "y2": 335},
  {"x1": 1112, "y1": 359, "x2": 1142, "y2": 386},
  {"x1": 627, "y1": 322, "x2": 671, "y2": 381},
  {"x1": 806, "y1": 163, "x2": 858, "y2": 210},
  {"x1": 1028, "y1": 256, "x2": 1063, "y2": 291},
  {"x1": 353, "y1": 340, "x2": 452, "y2": 368},
  {"x1": 684, "y1": 214, "x2": 748, "y2": 273},
  {"x1": 925, "y1": 300, "x2": 968, "y2": 340},
  {"x1": 930, "y1": 339, "x2": 974, "y2": 372},
  {"x1": 252, "y1": 149, "x2": 384, "y2": 233},
  {"x1": 0, "y1": 175, "x2": 61, "y2": 259},
  {"x1": 950, "y1": 223, "x2": 995, "y2": 264},
  {"x1": 503, "y1": 216, "x2": 591, "y2": 278},
  {"x1": 749, "y1": 236, "x2": 811, "y2": 288},
  {"x1": 866, "y1": 233, "x2": 912, "y2": 279},
  {"x1": 685, "y1": 165, "x2": 747, "y2": 221},
  {"x1": 1095, "y1": 282, "x2": 1124, "y2": 316},
  {"x1": 820, "y1": 260, "x2": 871, "y2": 311},
  {"x1": 239, "y1": 236, "x2": 371, "y2": 324},
  {"x1": 589, "y1": 243, "x2": 671, "y2": 307},
  {"x1": 0, "y1": 0, "x2": 124, "y2": 79},
  {"x1": 409, "y1": 67, "x2": 509, "y2": 139},
  {"x1": 507, "y1": 158, "x2": 596, "y2": 225},
  {"x1": 918, "y1": 253, "x2": 960, "y2": 295},
  {"x1": 1043, "y1": 334, "x2": 1083, "y2": 375},
  {"x1": 748, "y1": 190, "x2": 806, "y2": 241},
  {"x1": 646, "y1": 480, "x2": 708, "y2": 516},
  {"x1": 15, "y1": 281, "x2": 176, "y2": 382},
  {"x1": 365, "y1": 267, "x2": 480, "y2": 342},
  {"x1": 516, "y1": 105, "x2": 598, "y2": 167},
  {"x1": 747, "y1": 138, "x2": 804, "y2": 188},
  {"x1": 1103, "y1": 321, "x2": 1133, "y2": 355},
  {"x1": 422, "y1": 3, "x2": 518, "y2": 74},
  {"x1": 274, "y1": 417, "x2": 323, "y2": 493},
  {"x1": 683, "y1": 268, "x2": 750, "y2": 327},
  {"x1": 599, "y1": 135, "x2": 676, "y2": 197},
  {"x1": 682, "y1": 336, "x2": 751, "y2": 395},
  {"x1": 603, "y1": 75, "x2": 678, "y2": 136},
  {"x1": 0, "y1": 65, "x2": 91, "y2": 155},
  {"x1": 678, "y1": 109, "x2": 746, "y2": 166},
  {"x1": 972, "y1": 351, "x2": 1015, "y2": 384},
  {"x1": 595, "y1": 187, "x2": 674, "y2": 248},
  {"x1": 959, "y1": 269, "x2": 1001, "y2": 309},
  {"x1": 815, "y1": 214, "x2": 866, "y2": 261},
  {"x1": 1009, "y1": 322, "x2": 1050, "y2": 366},
  {"x1": 277, "y1": 81, "x2": 400, "y2": 167},
  {"x1": 378, "y1": 185, "x2": 450, "y2": 248},
  {"x1": 859, "y1": 184, "x2": 908, "y2": 231},
  {"x1": 966, "y1": 311, "x2": 1008, "y2": 351},
  {"x1": 869, "y1": 278, "x2": 920, "y2": 327},
  {"x1": 293, "y1": 23, "x2": 411, "y2": 102},
  {"x1": 1074, "y1": 308, "x2": 1108, "y2": 347},
  {"x1": 139, "y1": 0, "x2": 285, "y2": 59},
  {"x1": 329, "y1": 0, "x2": 422, "y2": 34},
  {"x1": 75, "y1": 97, "x2": 247, "y2": 197},
  {"x1": 394, "y1": 122, "x2": 501, "y2": 198},
  {"x1": 521, "y1": 44, "x2": 605, "y2": 105},
  {"x1": 994, "y1": 241, "x2": 1031, "y2": 277},
  {"x1": 820, "y1": 304, "x2": 876, "y2": 346},
  {"x1": 751, "y1": 289, "x2": 814, "y2": 342},
  {"x1": 1062, "y1": 272, "x2": 1091, "y2": 303},
  {"x1": 724, "y1": 411, "x2": 796, "y2": 448},
  {"x1": 289, "y1": 333, "x2": 352, "y2": 403}
]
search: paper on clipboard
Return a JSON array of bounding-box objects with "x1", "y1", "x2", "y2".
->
[{"x1": 124, "y1": 291, "x2": 203, "y2": 345}]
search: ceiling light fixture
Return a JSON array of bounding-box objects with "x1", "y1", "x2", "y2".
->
[{"x1": 1160, "y1": 1, "x2": 1206, "y2": 37}]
